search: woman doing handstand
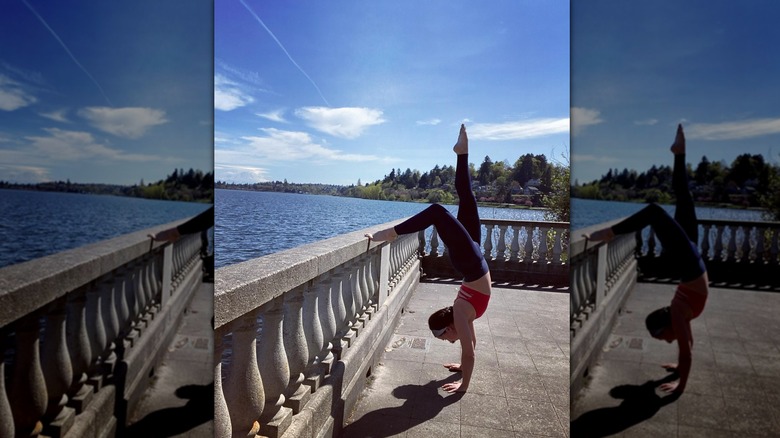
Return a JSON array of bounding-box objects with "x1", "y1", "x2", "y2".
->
[
  {"x1": 366, "y1": 124, "x2": 491, "y2": 393},
  {"x1": 588, "y1": 124, "x2": 708, "y2": 394}
]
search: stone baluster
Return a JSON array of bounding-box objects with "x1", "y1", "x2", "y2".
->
[
  {"x1": 359, "y1": 257, "x2": 370, "y2": 316},
  {"x1": 85, "y1": 282, "x2": 107, "y2": 380},
  {"x1": 726, "y1": 225, "x2": 738, "y2": 262},
  {"x1": 123, "y1": 264, "x2": 139, "y2": 337},
  {"x1": 348, "y1": 262, "x2": 361, "y2": 325},
  {"x1": 142, "y1": 257, "x2": 156, "y2": 313},
  {"x1": 222, "y1": 312, "x2": 263, "y2": 437},
  {"x1": 9, "y1": 313, "x2": 47, "y2": 437},
  {"x1": 101, "y1": 274, "x2": 120, "y2": 374},
  {"x1": 483, "y1": 223, "x2": 495, "y2": 260},
  {"x1": 114, "y1": 270, "x2": 131, "y2": 341},
  {"x1": 496, "y1": 225, "x2": 508, "y2": 260},
  {"x1": 701, "y1": 224, "x2": 712, "y2": 261},
  {"x1": 283, "y1": 285, "x2": 310, "y2": 413},
  {"x1": 539, "y1": 227, "x2": 550, "y2": 262},
  {"x1": 0, "y1": 329, "x2": 14, "y2": 438},
  {"x1": 552, "y1": 227, "x2": 563, "y2": 263},
  {"x1": 524, "y1": 226, "x2": 534, "y2": 261},
  {"x1": 756, "y1": 227, "x2": 766, "y2": 263},
  {"x1": 66, "y1": 288, "x2": 92, "y2": 412},
  {"x1": 771, "y1": 229, "x2": 779, "y2": 265},
  {"x1": 302, "y1": 281, "x2": 324, "y2": 387},
  {"x1": 257, "y1": 298, "x2": 292, "y2": 437},
  {"x1": 317, "y1": 273, "x2": 336, "y2": 369},
  {"x1": 430, "y1": 228, "x2": 440, "y2": 256},
  {"x1": 330, "y1": 268, "x2": 347, "y2": 341},
  {"x1": 214, "y1": 332, "x2": 231, "y2": 438},
  {"x1": 646, "y1": 228, "x2": 656, "y2": 257},
  {"x1": 714, "y1": 225, "x2": 725, "y2": 261},
  {"x1": 41, "y1": 297, "x2": 75, "y2": 436},
  {"x1": 366, "y1": 251, "x2": 378, "y2": 311},
  {"x1": 133, "y1": 262, "x2": 148, "y2": 325},
  {"x1": 509, "y1": 226, "x2": 521, "y2": 262},
  {"x1": 418, "y1": 230, "x2": 426, "y2": 256},
  {"x1": 741, "y1": 226, "x2": 752, "y2": 262}
]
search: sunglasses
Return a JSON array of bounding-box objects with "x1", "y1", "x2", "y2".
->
[{"x1": 431, "y1": 327, "x2": 447, "y2": 338}]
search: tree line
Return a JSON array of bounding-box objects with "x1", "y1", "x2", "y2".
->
[
  {"x1": 216, "y1": 152, "x2": 572, "y2": 222},
  {"x1": 572, "y1": 153, "x2": 780, "y2": 220},
  {"x1": 0, "y1": 168, "x2": 214, "y2": 203}
]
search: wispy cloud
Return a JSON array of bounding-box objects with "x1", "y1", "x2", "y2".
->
[
  {"x1": 214, "y1": 74, "x2": 255, "y2": 111},
  {"x1": 257, "y1": 109, "x2": 287, "y2": 123},
  {"x1": 0, "y1": 163, "x2": 51, "y2": 183},
  {"x1": 416, "y1": 118, "x2": 441, "y2": 126},
  {"x1": 39, "y1": 109, "x2": 69, "y2": 123},
  {"x1": 78, "y1": 107, "x2": 167, "y2": 139},
  {"x1": 0, "y1": 74, "x2": 37, "y2": 111},
  {"x1": 571, "y1": 107, "x2": 603, "y2": 135},
  {"x1": 237, "y1": 0, "x2": 330, "y2": 106},
  {"x1": 25, "y1": 128, "x2": 163, "y2": 162},
  {"x1": 469, "y1": 118, "x2": 569, "y2": 140},
  {"x1": 687, "y1": 118, "x2": 780, "y2": 140},
  {"x1": 214, "y1": 163, "x2": 271, "y2": 184},
  {"x1": 242, "y1": 128, "x2": 381, "y2": 162},
  {"x1": 570, "y1": 153, "x2": 622, "y2": 164},
  {"x1": 634, "y1": 118, "x2": 658, "y2": 126},
  {"x1": 295, "y1": 106, "x2": 385, "y2": 139},
  {"x1": 22, "y1": 0, "x2": 112, "y2": 106}
]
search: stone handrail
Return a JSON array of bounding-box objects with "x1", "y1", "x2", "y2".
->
[
  {"x1": 214, "y1": 218, "x2": 421, "y2": 438},
  {"x1": 0, "y1": 218, "x2": 204, "y2": 438},
  {"x1": 420, "y1": 219, "x2": 569, "y2": 286},
  {"x1": 569, "y1": 219, "x2": 639, "y2": 396}
]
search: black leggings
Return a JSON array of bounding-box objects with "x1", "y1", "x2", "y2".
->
[
  {"x1": 610, "y1": 156, "x2": 705, "y2": 281},
  {"x1": 394, "y1": 154, "x2": 489, "y2": 281}
]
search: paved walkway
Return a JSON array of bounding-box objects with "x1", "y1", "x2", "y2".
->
[
  {"x1": 571, "y1": 282, "x2": 780, "y2": 437},
  {"x1": 342, "y1": 280, "x2": 570, "y2": 438},
  {"x1": 124, "y1": 280, "x2": 214, "y2": 437}
]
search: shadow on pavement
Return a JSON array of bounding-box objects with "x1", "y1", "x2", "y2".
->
[
  {"x1": 341, "y1": 374, "x2": 464, "y2": 438},
  {"x1": 571, "y1": 374, "x2": 681, "y2": 438},
  {"x1": 123, "y1": 383, "x2": 214, "y2": 438}
]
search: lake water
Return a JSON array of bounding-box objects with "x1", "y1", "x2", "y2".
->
[
  {"x1": 571, "y1": 198, "x2": 767, "y2": 231},
  {"x1": 0, "y1": 189, "x2": 211, "y2": 269},
  {"x1": 215, "y1": 189, "x2": 547, "y2": 268}
]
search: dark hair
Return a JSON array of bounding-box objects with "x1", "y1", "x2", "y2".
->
[
  {"x1": 428, "y1": 306, "x2": 454, "y2": 331},
  {"x1": 645, "y1": 306, "x2": 671, "y2": 336}
]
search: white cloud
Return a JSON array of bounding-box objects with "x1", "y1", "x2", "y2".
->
[
  {"x1": 214, "y1": 163, "x2": 270, "y2": 184},
  {"x1": 295, "y1": 106, "x2": 385, "y2": 139},
  {"x1": 214, "y1": 74, "x2": 255, "y2": 111},
  {"x1": 40, "y1": 109, "x2": 69, "y2": 123},
  {"x1": 633, "y1": 118, "x2": 658, "y2": 126},
  {"x1": 687, "y1": 118, "x2": 780, "y2": 140},
  {"x1": 0, "y1": 164, "x2": 51, "y2": 183},
  {"x1": 469, "y1": 118, "x2": 569, "y2": 140},
  {"x1": 242, "y1": 128, "x2": 380, "y2": 162},
  {"x1": 0, "y1": 74, "x2": 37, "y2": 111},
  {"x1": 416, "y1": 118, "x2": 441, "y2": 126},
  {"x1": 26, "y1": 128, "x2": 161, "y2": 161},
  {"x1": 256, "y1": 109, "x2": 287, "y2": 123},
  {"x1": 79, "y1": 107, "x2": 167, "y2": 139},
  {"x1": 570, "y1": 153, "x2": 622, "y2": 164},
  {"x1": 571, "y1": 107, "x2": 603, "y2": 135}
]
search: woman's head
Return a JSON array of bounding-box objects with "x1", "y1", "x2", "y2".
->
[
  {"x1": 645, "y1": 306, "x2": 674, "y2": 342},
  {"x1": 429, "y1": 306, "x2": 457, "y2": 342}
]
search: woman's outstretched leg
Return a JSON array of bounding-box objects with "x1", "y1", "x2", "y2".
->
[
  {"x1": 671, "y1": 124, "x2": 698, "y2": 244},
  {"x1": 453, "y1": 124, "x2": 481, "y2": 244}
]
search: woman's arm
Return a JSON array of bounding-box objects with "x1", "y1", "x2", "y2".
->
[
  {"x1": 442, "y1": 300, "x2": 476, "y2": 393},
  {"x1": 661, "y1": 306, "x2": 693, "y2": 393}
]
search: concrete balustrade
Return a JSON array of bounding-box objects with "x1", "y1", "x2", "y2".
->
[
  {"x1": 215, "y1": 216, "x2": 567, "y2": 438},
  {"x1": 0, "y1": 217, "x2": 205, "y2": 438},
  {"x1": 421, "y1": 218, "x2": 569, "y2": 286}
]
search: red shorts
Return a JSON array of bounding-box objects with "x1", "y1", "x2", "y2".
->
[
  {"x1": 672, "y1": 283, "x2": 707, "y2": 320},
  {"x1": 456, "y1": 285, "x2": 491, "y2": 319}
]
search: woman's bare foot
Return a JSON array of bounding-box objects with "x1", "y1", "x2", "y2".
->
[
  {"x1": 670, "y1": 123, "x2": 685, "y2": 155},
  {"x1": 587, "y1": 227, "x2": 615, "y2": 242},
  {"x1": 365, "y1": 227, "x2": 398, "y2": 242},
  {"x1": 453, "y1": 123, "x2": 468, "y2": 155}
]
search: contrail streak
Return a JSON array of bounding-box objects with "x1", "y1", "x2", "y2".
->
[
  {"x1": 238, "y1": 0, "x2": 330, "y2": 107},
  {"x1": 22, "y1": 0, "x2": 113, "y2": 106}
]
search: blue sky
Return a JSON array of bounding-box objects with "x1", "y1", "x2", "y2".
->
[
  {"x1": 0, "y1": 1, "x2": 213, "y2": 185},
  {"x1": 571, "y1": 0, "x2": 780, "y2": 184},
  {"x1": 215, "y1": 1, "x2": 570, "y2": 185}
]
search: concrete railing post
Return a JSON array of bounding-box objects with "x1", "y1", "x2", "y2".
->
[
  {"x1": 9, "y1": 313, "x2": 47, "y2": 437},
  {"x1": 66, "y1": 288, "x2": 92, "y2": 411},
  {"x1": 0, "y1": 329, "x2": 14, "y2": 438},
  {"x1": 222, "y1": 311, "x2": 263, "y2": 437},
  {"x1": 41, "y1": 297, "x2": 75, "y2": 436},
  {"x1": 214, "y1": 333, "x2": 231, "y2": 438},
  {"x1": 257, "y1": 297, "x2": 292, "y2": 438},
  {"x1": 283, "y1": 285, "x2": 310, "y2": 414}
]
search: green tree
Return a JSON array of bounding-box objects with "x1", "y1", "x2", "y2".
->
[{"x1": 542, "y1": 155, "x2": 570, "y2": 222}]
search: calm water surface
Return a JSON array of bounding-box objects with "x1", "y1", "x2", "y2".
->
[
  {"x1": 571, "y1": 198, "x2": 766, "y2": 231},
  {"x1": 215, "y1": 189, "x2": 546, "y2": 268},
  {"x1": 0, "y1": 189, "x2": 211, "y2": 268}
]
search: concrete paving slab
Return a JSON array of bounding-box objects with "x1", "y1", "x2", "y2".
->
[
  {"x1": 571, "y1": 282, "x2": 780, "y2": 437},
  {"x1": 125, "y1": 280, "x2": 214, "y2": 437},
  {"x1": 342, "y1": 280, "x2": 570, "y2": 437}
]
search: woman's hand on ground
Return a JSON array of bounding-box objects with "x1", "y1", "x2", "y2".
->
[
  {"x1": 443, "y1": 363, "x2": 461, "y2": 372},
  {"x1": 659, "y1": 380, "x2": 682, "y2": 394},
  {"x1": 661, "y1": 363, "x2": 678, "y2": 371},
  {"x1": 442, "y1": 380, "x2": 467, "y2": 393}
]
